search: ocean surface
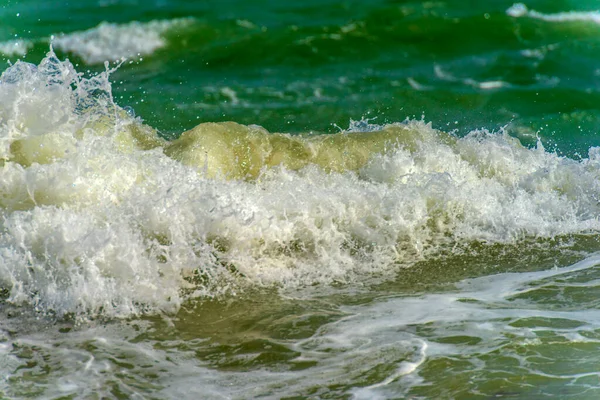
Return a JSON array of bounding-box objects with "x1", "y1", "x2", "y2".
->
[{"x1": 3, "y1": 0, "x2": 600, "y2": 398}]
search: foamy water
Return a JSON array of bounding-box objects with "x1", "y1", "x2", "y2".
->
[
  {"x1": 0, "y1": 18, "x2": 192, "y2": 63},
  {"x1": 53, "y1": 18, "x2": 193, "y2": 64},
  {"x1": 507, "y1": 3, "x2": 600, "y2": 24},
  {"x1": 0, "y1": 39, "x2": 31, "y2": 57},
  {"x1": 3, "y1": 252, "x2": 600, "y2": 399}
]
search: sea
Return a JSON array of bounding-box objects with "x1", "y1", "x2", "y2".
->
[{"x1": 2, "y1": 0, "x2": 600, "y2": 398}]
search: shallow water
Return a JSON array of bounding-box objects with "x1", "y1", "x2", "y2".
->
[{"x1": 3, "y1": 1, "x2": 600, "y2": 398}]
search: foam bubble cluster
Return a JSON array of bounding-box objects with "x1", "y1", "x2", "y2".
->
[{"x1": 2, "y1": 51, "x2": 600, "y2": 319}]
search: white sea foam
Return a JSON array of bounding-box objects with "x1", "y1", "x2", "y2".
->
[
  {"x1": 0, "y1": 19, "x2": 191, "y2": 63},
  {"x1": 0, "y1": 39, "x2": 33, "y2": 57},
  {"x1": 51, "y1": 18, "x2": 193, "y2": 64},
  {"x1": 2, "y1": 51, "x2": 600, "y2": 319},
  {"x1": 507, "y1": 3, "x2": 600, "y2": 24}
]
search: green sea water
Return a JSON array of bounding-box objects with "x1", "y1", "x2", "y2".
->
[{"x1": 3, "y1": 0, "x2": 600, "y2": 399}]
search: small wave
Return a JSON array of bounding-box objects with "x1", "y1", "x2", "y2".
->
[
  {"x1": 52, "y1": 18, "x2": 193, "y2": 64},
  {"x1": 0, "y1": 18, "x2": 192, "y2": 63},
  {"x1": 507, "y1": 3, "x2": 600, "y2": 24}
]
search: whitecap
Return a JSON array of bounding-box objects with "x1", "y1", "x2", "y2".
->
[
  {"x1": 507, "y1": 3, "x2": 600, "y2": 24},
  {"x1": 0, "y1": 38, "x2": 33, "y2": 57},
  {"x1": 52, "y1": 18, "x2": 193, "y2": 64}
]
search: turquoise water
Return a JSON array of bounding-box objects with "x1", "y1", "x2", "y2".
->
[{"x1": 3, "y1": 1, "x2": 600, "y2": 398}]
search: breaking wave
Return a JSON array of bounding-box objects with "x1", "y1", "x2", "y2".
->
[{"x1": 2, "y1": 51, "x2": 600, "y2": 319}]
